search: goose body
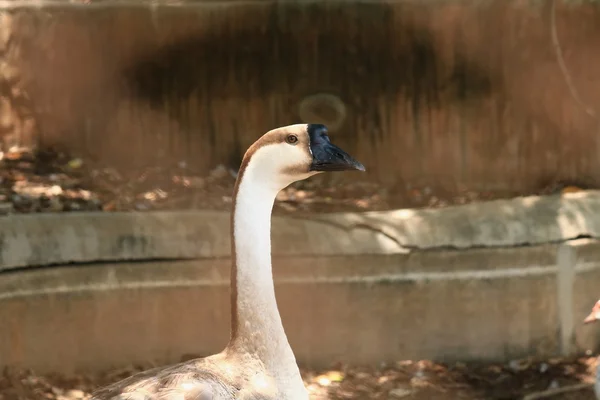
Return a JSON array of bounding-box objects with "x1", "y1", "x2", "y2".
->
[
  {"x1": 584, "y1": 299, "x2": 600, "y2": 399},
  {"x1": 91, "y1": 352, "x2": 283, "y2": 399},
  {"x1": 596, "y1": 362, "x2": 600, "y2": 400},
  {"x1": 91, "y1": 124, "x2": 365, "y2": 400}
]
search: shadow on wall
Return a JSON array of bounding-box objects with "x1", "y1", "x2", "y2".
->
[
  {"x1": 124, "y1": 4, "x2": 493, "y2": 117},
  {"x1": 121, "y1": 2, "x2": 494, "y2": 170},
  {"x1": 5, "y1": 0, "x2": 600, "y2": 194}
]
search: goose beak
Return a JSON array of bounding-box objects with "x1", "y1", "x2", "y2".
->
[
  {"x1": 306, "y1": 123, "x2": 365, "y2": 172},
  {"x1": 583, "y1": 302, "x2": 600, "y2": 324},
  {"x1": 310, "y1": 141, "x2": 365, "y2": 172},
  {"x1": 584, "y1": 311, "x2": 599, "y2": 324}
]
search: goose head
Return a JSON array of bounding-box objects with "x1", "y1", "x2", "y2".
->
[
  {"x1": 240, "y1": 123, "x2": 365, "y2": 191},
  {"x1": 584, "y1": 299, "x2": 600, "y2": 324}
]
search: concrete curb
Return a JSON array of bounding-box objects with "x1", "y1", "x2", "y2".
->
[
  {"x1": 1, "y1": 239, "x2": 600, "y2": 372},
  {"x1": 1, "y1": 191, "x2": 600, "y2": 271}
]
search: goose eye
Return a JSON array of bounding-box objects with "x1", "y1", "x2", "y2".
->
[{"x1": 286, "y1": 135, "x2": 298, "y2": 145}]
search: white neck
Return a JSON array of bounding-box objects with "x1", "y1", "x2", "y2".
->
[{"x1": 227, "y1": 161, "x2": 307, "y2": 398}]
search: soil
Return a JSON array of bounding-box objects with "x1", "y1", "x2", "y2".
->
[
  {"x1": 0, "y1": 356, "x2": 598, "y2": 400},
  {"x1": 0, "y1": 147, "x2": 587, "y2": 217}
]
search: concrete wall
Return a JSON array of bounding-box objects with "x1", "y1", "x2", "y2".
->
[
  {"x1": 2, "y1": 192, "x2": 600, "y2": 373},
  {"x1": 2, "y1": 0, "x2": 600, "y2": 194}
]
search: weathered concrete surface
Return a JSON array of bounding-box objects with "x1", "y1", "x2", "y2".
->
[
  {"x1": 3, "y1": 0, "x2": 600, "y2": 195},
  {"x1": 2, "y1": 192, "x2": 600, "y2": 372},
  {"x1": 321, "y1": 190, "x2": 600, "y2": 249},
  {"x1": 1, "y1": 239, "x2": 600, "y2": 373},
  {"x1": 1, "y1": 191, "x2": 600, "y2": 271}
]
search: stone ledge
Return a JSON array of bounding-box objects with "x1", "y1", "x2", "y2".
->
[
  {"x1": 1, "y1": 191, "x2": 599, "y2": 271},
  {"x1": 319, "y1": 190, "x2": 600, "y2": 250}
]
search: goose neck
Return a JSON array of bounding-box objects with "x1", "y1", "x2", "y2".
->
[{"x1": 228, "y1": 167, "x2": 302, "y2": 385}]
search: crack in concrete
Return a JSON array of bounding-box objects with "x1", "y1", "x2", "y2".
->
[
  {"x1": 299, "y1": 215, "x2": 407, "y2": 249},
  {"x1": 306, "y1": 215, "x2": 598, "y2": 252}
]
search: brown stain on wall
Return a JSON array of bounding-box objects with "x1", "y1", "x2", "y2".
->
[{"x1": 3, "y1": 0, "x2": 600, "y2": 194}]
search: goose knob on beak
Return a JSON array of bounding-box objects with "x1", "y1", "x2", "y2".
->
[{"x1": 307, "y1": 124, "x2": 365, "y2": 172}]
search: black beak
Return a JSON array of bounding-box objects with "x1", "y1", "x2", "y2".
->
[{"x1": 307, "y1": 124, "x2": 365, "y2": 172}]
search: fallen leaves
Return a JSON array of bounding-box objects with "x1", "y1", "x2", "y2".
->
[
  {"x1": 1, "y1": 147, "x2": 592, "y2": 218},
  {"x1": 0, "y1": 356, "x2": 598, "y2": 400}
]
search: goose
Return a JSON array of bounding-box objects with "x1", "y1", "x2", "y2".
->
[
  {"x1": 584, "y1": 299, "x2": 600, "y2": 399},
  {"x1": 91, "y1": 123, "x2": 365, "y2": 400}
]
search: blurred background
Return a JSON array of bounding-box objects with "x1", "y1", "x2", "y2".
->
[{"x1": 2, "y1": 0, "x2": 600, "y2": 399}]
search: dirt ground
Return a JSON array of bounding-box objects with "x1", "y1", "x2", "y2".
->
[
  {"x1": 0, "y1": 356, "x2": 598, "y2": 400},
  {"x1": 0, "y1": 146, "x2": 588, "y2": 217}
]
